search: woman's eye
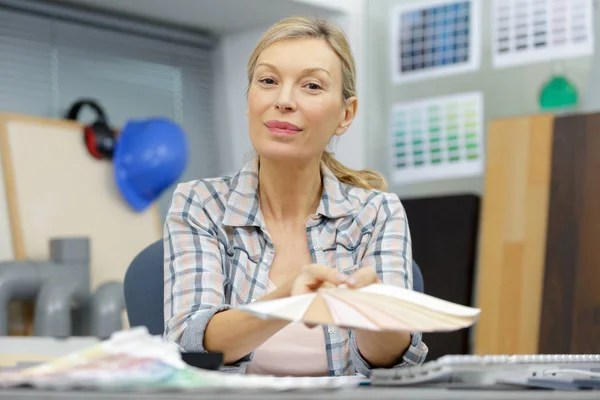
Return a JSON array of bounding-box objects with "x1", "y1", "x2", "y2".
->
[
  {"x1": 306, "y1": 83, "x2": 322, "y2": 91},
  {"x1": 260, "y1": 78, "x2": 275, "y2": 85}
]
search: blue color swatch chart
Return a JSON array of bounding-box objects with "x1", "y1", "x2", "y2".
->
[
  {"x1": 391, "y1": 0, "x2": 481, "y2": 83},
  {"x1": 492, "y1": 0, "x2": 593, "y2": 68},
  {"x1": 390, "y1": 92, "x2": 484, "y2": 184}
]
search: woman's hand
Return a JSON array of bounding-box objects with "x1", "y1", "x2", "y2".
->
[{"x1": 290, "y1": 264, "x2": 348, "y2": 296}]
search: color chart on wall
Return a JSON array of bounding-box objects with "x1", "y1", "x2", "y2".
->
[
  {"x1": 390, "y1": 92, "x2": 484, "y2": 184},
  {"x1": 390, "y1": 0, "x2": 481, "y2": 84},
  {"x1": 492, "y1": 0, "x2": 594, "y2": 68}
]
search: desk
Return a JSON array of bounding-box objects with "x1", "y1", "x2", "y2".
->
[{"x1": 1, "y1": 388, "x2": 599, "y2": 400}]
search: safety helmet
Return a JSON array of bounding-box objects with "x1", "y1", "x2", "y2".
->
[{"x1": 113, "y1": 118, "x2": 188, "y2": 212}]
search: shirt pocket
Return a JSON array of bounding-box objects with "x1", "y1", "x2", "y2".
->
[
  {"x1": 223, "y1": 228, "x2": 263, "y2": 306},
  {"x1": 322, "y1": 225, "x2": 372, "y2": 274}
]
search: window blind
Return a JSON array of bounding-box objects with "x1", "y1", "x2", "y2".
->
[{"x1": 0, "y1": 4, "x2": 217, "y2": 217}]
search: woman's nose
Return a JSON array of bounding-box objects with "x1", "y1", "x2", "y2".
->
[{"x1": 274, "y1": 89, "x2": 296, "y2": 112}]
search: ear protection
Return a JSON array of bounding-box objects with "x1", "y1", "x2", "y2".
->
[{"x1": 64, "y1": 99, "x2": 116, "y2": 160}]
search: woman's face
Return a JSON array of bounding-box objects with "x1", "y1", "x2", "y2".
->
[{"x1": 247, "y1": 38, "x2": 356, "y2": 163}]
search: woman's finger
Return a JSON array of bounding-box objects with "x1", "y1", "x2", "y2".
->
[
  {"x1": 302, "y1": 264, "x2": 347, "y2": 285},
  {"x1": 346, "y1": 268, "x2": 380, "y2": 288}
]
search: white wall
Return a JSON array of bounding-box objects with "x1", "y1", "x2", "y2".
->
[{"x1": 212, "y1": 0, "x2": 368, "y2": 176}]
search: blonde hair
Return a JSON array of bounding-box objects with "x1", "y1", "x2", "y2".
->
[{"x1": 246, "y1": 16, "x2": 388, "y2": 192}]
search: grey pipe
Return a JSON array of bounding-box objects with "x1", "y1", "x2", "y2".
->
[
  {"x1": 34, "y1": 279, "x2": 82, "y2": 338},
  {"x1": 0, "y1": 237, "x2": 124, "y2": 338},
  {"x1": 0, "y1": 261, "x2": 53, "y2": 335},
  {"x1": 30, "y1": 238, "x2": 90, "y2": 337},
  {"x1": 49, "y1": 237, "x2": 90, "y2": 295},
  {"x1": 89, "y1": 282, "x2": 125, "y2": 339}
]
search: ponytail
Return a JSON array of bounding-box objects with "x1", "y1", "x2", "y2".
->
[{"x1": 321, "y1": 151, "x2": 388, "y2": 191}]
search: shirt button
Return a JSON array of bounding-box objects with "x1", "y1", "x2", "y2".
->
[
  {"x1": 313, "y1": 244, "x2": 321, "y2": 251},
  {"x1": 334, "y1": 371, "x2": 341, "y2": 376},
  {"x1": 328, "y1": 327, "x2": 336, "y2": 334}
]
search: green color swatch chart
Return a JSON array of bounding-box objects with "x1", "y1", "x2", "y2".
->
[{"x1": 390, "y1": 92, "x2": 484, "y2": 184}]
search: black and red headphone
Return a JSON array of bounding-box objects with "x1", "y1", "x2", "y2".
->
[{"x1": 64, "y1": 99, "x2": 116, "y2": 160}]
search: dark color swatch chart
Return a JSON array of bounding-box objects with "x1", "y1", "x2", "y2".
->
[
  {"x1": 390, "y1": 92, "x2": 483, "y2": 184},
  {"x1": 493, "y1": 0, "x2": 593, "y2": 68},
  {"x1": 391, "y1": 0, "x2": 480, "y2": 83}
]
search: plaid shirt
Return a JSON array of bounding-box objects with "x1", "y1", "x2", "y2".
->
[{"x1": 163, "y1": 157, "x2": 428, "y2": 377}]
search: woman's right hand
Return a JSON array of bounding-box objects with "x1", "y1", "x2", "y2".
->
[{"x1": 290, "y1": 264, "x2": 348, "y2": 296}]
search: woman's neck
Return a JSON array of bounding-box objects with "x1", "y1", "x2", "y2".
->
[{"x1": 258, "y1": 157, "x2": 322, "y2": 224}]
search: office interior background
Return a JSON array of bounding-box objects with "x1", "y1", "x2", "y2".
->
[{"x1": 1, "y1": 0, "x2": 599, "y2": 365}]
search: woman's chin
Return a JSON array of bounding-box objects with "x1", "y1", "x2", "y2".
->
[{"x1": 253, "y1": 143, "x2": 312, "y2": 162}]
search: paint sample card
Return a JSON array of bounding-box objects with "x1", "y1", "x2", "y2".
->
[
  {"x1": 493, "y1": 0, "x2": 594, "y2": 68},
  {"x1": 390, "y1": 0, "x2": 481, "y2": 84},
  {"x1": 390, "y1": 92, "x2": 484, "y2": 184}
]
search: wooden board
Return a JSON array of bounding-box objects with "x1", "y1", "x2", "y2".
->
[
  {"x1": 0, "y1": 112, "x2": 162, "y2": 292},
  {"x1": 539, "y1": 113, "x2": 600, "y2": 354},
  {"x1": 474, "y1": 114, "x2": 554, "y2": 355},
  {"x1": 0, "y1": 154, "x2": 13, "y2": 262}
]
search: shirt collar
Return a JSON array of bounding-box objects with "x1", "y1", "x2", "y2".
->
[{"x1": 222, "y1": 156, "x2": 356, "y2": 228}]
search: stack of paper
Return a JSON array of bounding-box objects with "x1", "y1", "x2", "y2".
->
[
  {"x1": 0, "y1": 327, "x2": 362, "y2": 392},
  {"x1": 239, "y1": 283, "x2": 481, "y2": 332}
]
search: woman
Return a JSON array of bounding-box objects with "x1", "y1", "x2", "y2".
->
[{"x1": 163, "y1": 16, "x2": 428, "y2": 377}]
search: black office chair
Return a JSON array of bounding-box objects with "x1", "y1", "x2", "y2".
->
[{"x1": 124, "y1": 239, "x2": 425, "y2": 335}]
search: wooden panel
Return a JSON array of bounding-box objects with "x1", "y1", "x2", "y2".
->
[
  {"x1": 474, "y1": 114, "x2": 554, "y2": 354},
  {"x1": 0, "y1": 113, "x2": 162, "y2": 334},
  {"x1": 401, "y1": 194, "x2": 479, "y2": 360},
  {"x1": 539, "y1": 113, "x2": 600, "y2": 354}
]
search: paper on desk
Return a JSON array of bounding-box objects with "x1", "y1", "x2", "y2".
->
[{"x1": 0, "y1": 327, "x2": 362, "y2": 392}]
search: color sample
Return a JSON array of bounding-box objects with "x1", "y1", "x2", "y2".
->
[
  {"x1": 400, "y1": 1, "x2": 470, "y2": 72},
  {"x1": 240, "y1": 283, "x2": 481, "y2": 333},
  {"x1": 391, "y1": 0, "x2": 481, "y2": 83},
  {"x1": 390, "y1": 92, "x2": 484, "y2": 184},
  {"x1": 493, "y1": 0, "x2": 593, "y2": 68}
]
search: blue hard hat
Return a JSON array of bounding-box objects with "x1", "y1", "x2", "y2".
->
[{"x1": 113, "y1": 118, "x2": 188, "y2": 212}]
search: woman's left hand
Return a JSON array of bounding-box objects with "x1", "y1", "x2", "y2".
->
[{"x1": 345, "y1": 267, "x2": 381, "y2": 289}]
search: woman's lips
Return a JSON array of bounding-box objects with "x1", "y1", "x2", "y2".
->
[{"x1": 264, "y1": 120, "x2": 302, "y2": 136}]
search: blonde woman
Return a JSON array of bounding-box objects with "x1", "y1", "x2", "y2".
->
[{"x1": 164, "y1": 16, "x2": 428, "y2": 377}]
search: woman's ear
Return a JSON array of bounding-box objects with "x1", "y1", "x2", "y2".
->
[{"x1": 334, "y1": 97, "x2": 357, "y2": 136}]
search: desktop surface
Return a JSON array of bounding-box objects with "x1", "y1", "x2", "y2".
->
[{"x1": 2, "y1": 387, "x2": 600, "y2": 400}]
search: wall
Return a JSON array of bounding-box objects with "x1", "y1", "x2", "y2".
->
[
  {"x1": 212, "y1": 0, "x2": 368, "y2": 176},
  {"x1": 365, "y1": 0, "x2": 600, "y2": 199}
]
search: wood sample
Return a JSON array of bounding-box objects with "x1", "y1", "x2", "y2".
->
[
  {"x1": 475, "y1": 112, "x2": 600, "y2": 355},
  {"x1": 538, "y1": 113, "x2": 600, "y2": 355}
]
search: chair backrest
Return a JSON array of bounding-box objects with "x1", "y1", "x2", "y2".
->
[
  {"x1": 124, "y1": 239, "x2": 165, "y2": 335},
  {"x1": 412, "y1": 259, "x2": 424, "y2": 294},
  {"x1": 124, "y1": 239, "x2": 425, "y2": 335}
]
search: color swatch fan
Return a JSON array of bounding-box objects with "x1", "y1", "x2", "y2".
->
[{"x1": 239, "y1": 284, "x2": 480, "y2": 332}]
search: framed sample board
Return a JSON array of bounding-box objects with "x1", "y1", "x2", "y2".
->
[
  {"x1": 390, "y1": 92, "x2": 484, "y2": 185},
  {"x1": 492, "y1": 0, "x2": 594, "y2": 69},
  {"x1": 390, "y1": 0, "x2": 481, "y2": 83},
  {"x1": 475, "y1": 112, "x2": 600, "y2": 355},
  {"x1": 0, "y1": 113, "x2": 163, "y2": 334}
]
